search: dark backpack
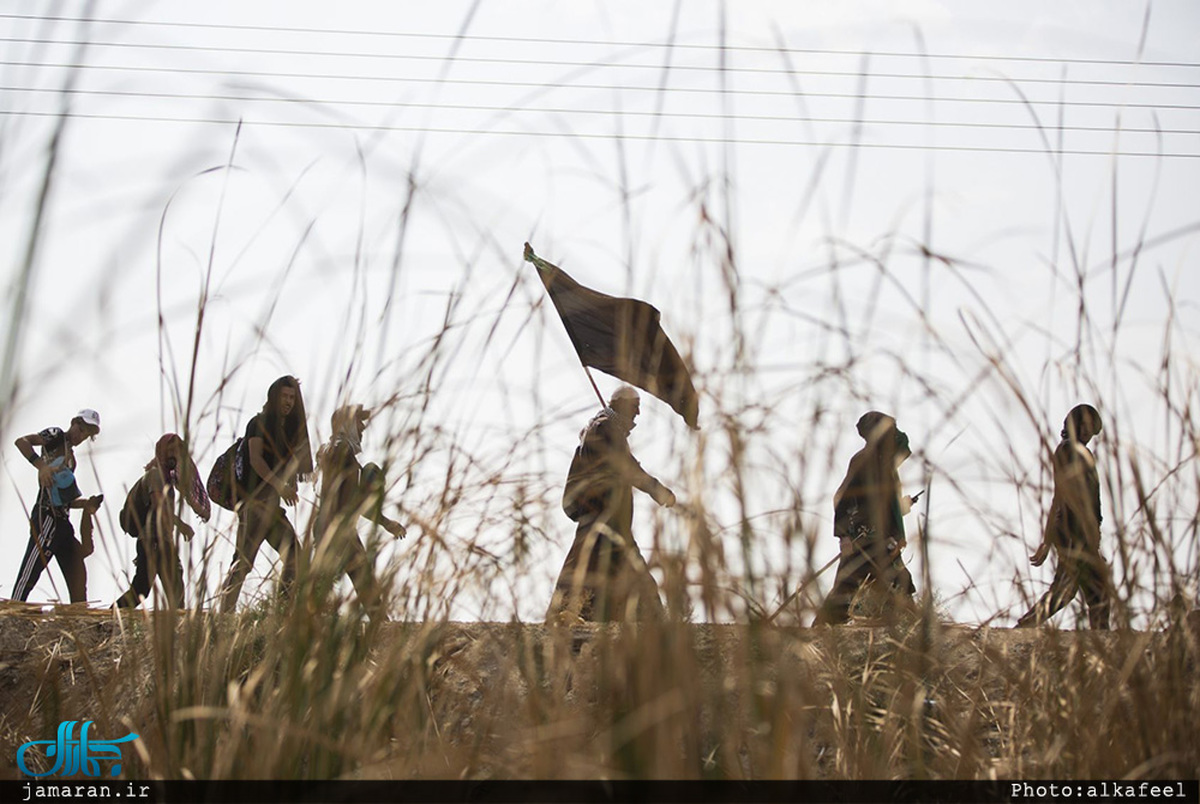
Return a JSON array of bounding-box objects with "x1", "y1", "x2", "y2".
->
[
  {"x1": 562, "y1": 447, "x2": 607, "y2": 522},
  {"x1": 206, "y1": 438, "x2": 246, "y2": 511}
]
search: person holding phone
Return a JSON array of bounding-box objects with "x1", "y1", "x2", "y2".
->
[{"x1": 813, "y1": 411, "x2": 919, "y2": 626}]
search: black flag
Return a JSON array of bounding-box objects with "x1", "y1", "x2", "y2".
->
[{"x1": 524, "y1": 243, "x2": 700, "y2": 429}]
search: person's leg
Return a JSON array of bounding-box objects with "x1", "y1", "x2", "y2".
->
[
  {"x1": 116, "y1": 538, "x2": 152, "y2": 608},
  {"x1": 547, "y1": 520, "x2": 607, "y2": 623},
  {"x1": 1078, "y1": 549, "x2": 1111, "y2": 630},
  {"x1": 310, "y1": 508, "x2": 351, "y2": 605},
  {"x1": 813, "y1": 539, "x2": 879, "y2": 626},
  {"x1": 263, "y1": 506, "x2": 299, "y2": 600},
  {"x1": 1016, "y1": 550, "x2": 1080, "y2": 627},
  {"x1": 613, "y1": 534, "x2": 665, "y2": 622},
  {"x1": 52, "y1": 521, "x2": 87, "y2": 603},
  {"x1": 344, "y1": 536, "x2": 384, "y2": 620},
  {"x1": 219, "y1": 503, "x2": 269, "y2": 613},
  {"x1": 12, "y1": 512, "x2": 54, "y2": 602},
  {"x1": 157, "y1": 533, "x2": 185, "y2": 609}
]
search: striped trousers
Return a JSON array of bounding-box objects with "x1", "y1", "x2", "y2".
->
[{"x1": 12, "y1": 502, "x2": 87, "y2": 603}]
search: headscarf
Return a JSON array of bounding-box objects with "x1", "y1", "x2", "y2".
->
[
  {"x1": 331, "y1": 405, "x2": 370, "y2": 453},
  {"x1": 318, "y1": 405, "x2": 370, "y2": 469},
  {"x1": 835, "y1": 411, "x2": 910, "y2": 540},
  {"x1": 1062, "y1": 403, "x2": 1102, "y2": 441},
  {"x1": 148, "y1": 433, "x2": 211, "y2": 521},
  {"x1": 580, "y1": 406, "x2": 634, "y2": 445}
]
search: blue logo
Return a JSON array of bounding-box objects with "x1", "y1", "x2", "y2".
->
[{"x1": 16, "y1": 720, "x2": 139, "y2": 778}]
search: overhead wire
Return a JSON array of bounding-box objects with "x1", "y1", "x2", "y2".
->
[
  {"x1": 4, "y1": 58, "x2": 1200, "y2": 113},
  {"x1": 3, "y1": 10, "x2": 1200, "y2": 70},
  {"x1": 0, "y1": 18, "x2": 1197, "y2": 159},
  {"x1": 2, "y1": 34, "x2": 1200, "y2": 90},
  {"x1": 1, "y1": 83, "x2": 1197, "y2": 137},
  {"x1": 0, "y1": 107, "x2": 1194, "y2": 159}
]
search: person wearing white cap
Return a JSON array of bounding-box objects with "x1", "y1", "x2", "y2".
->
[
  {"x1": 547, "y1": 385, "x2": 676, "y2": 623},
  {"x1": 11, "y1": 409, "x2": 103, "y2": 602}
]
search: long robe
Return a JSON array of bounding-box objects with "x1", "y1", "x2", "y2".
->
[{"x1": 547, "y1": 409, "x2": 668, "y2": 623}]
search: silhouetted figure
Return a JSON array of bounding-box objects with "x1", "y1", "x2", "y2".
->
[
  {"x1": 11, "y1": 410, "x2": 103, "y2": 603},
  {"x1": 1017, "y1": 404, "x2": 1111, "y2": 629},
  {"x1": 312, "y1": 405, "x2": 406, "y2": 620},
  {"x1": 115, "y1": 434, "x2": 211, "y2": 609},
  {"x1": 547, "y1": 386, "x2": 676, "y2": 623},
  {"x1": 813, "y1": 412, "x2": 918, "y2": 626},
  {"x1": 219, "y1": 376, "x2": 313, "y2": 612}
]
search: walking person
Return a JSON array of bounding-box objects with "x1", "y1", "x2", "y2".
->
[
  {"x1": 813, "y1": 411, "x2": 919, "y2": 626},
  {"x1": 115, "y1": 434, "x2": 211, "y2": 609},
  {"x1": 11, "y1": 409, "x2": 103, "y2": 603},
  {"x1": 218, "y1": 376, "x2": 313, "y2": 612},
  {"x1": 1016, "y1": 404, "x2": 1111, "y2": 629},
  {"x1": 546, "y1": 385, "x2": 676, "y2": 623},
  {"x1": 311, "y1": 404, "x2": 407, "y2": 620}
]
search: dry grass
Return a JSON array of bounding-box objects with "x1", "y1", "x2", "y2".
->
[{"x1": 0, "y1": 606, "x2": 1197, "y2": 780}]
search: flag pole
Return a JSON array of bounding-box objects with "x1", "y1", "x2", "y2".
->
[{"x1": 582, "y1": 365, "x2": 606, "y2": 409}]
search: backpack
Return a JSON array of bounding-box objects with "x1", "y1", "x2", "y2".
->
[
  {"x1": 562, "y1": 447, "x2": 607, "y2": 522},
  {"x1": 206, "y1": 438, "x2": 246, "y2": 511}
]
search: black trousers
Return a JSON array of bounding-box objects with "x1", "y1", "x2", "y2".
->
[
  {"x1": 12, "y1": 505, "x2": 87, "y2": 603},
  {"x1": 115, "y1": 529, "x2": 184, "y2": 609}
]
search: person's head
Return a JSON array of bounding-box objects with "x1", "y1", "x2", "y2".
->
[
  {"x1": 152, "y1": 433, "x2": 184, "y2": 480},
  {"x1": 265, "y1": 376, "x2": 304, "y2": 420},
  {"x1": 67, "y1": 408, "x2": 101, "y2": 446},
  {"x1": 331, "y1": 404, "x2": 371, "y2": 442},
  {"x1": 1062, "y1": 403, "x2": 1102, "y2": 444},
  {"x1": 856, "y1": 410, "x2": 911, "y2": 465},
  {"x1": 261, "y1": 375, "x2": 314, "y2": 477},
  {"x1": 150, "y1": 433, "x2": 211, "y2": 520},
  {"x1": 609, "y1": 385, "x2": 641, "y2": 421}
]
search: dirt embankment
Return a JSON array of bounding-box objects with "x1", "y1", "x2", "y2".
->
[{"x1": 1, "y1": 604, "x2": 1197, "y2": 780}]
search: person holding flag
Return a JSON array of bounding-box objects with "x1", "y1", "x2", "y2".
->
[
  {"x1": 548, "y1": 385, "x2": 677, "y2": 623},
  {"x1": 522, "y1": 243, "x2": 694, "y2": 623}
]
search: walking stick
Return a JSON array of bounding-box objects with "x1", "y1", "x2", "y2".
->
[{"x1": 765, "y1": 552, "x2": 840, "y2": 624}]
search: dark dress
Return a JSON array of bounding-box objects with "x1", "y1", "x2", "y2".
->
[
  {"x1": 814, "y1": 448, "x2": 915, "y2": 625},
  {"x1": 546, "y1": 409, "x2": 668, "y2": 623}
]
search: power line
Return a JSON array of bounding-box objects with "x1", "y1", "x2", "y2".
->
[
  {"x1": 5, "y1": 58, "x2": 1200, "y2": 114},
  {"x1": 4, "y1": 83, "x2": 1197, "y2": 138},
  {"x1": 3, "y1": 10, "x2": 1200, "y2": 70},
  {"x1": 4, "y1": 34, "x2": 1200, "y2": 91},
  {"x1": 2, "y1": 107, "x2": 1195, "y2": 158}
]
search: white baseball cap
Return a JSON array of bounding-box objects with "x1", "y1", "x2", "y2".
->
[{"x1": 73, "y1": 408, "x2": 101, "y2": 431}]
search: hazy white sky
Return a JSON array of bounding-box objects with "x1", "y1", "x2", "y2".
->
[{"x1": 2, "y1": 1, "x2": 1198, "y2": 625}]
